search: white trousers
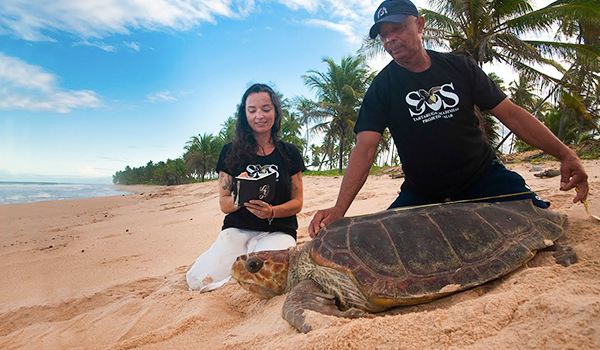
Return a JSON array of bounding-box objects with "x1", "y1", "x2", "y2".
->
[{"x1": 186, "y1": 227, "x2": 296, "y2": 292}]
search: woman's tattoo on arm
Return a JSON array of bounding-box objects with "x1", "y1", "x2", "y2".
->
[
  {"x1": 292, "y1": 173, "x2": 300, "y2": 191},
  {"x1": 220, "y1": 173, "x2": 234, "y2": 191}
]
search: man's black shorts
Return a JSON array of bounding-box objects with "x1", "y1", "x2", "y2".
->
[{"x1": 388, "y1": 160, "x2": 550, "y2": 209}]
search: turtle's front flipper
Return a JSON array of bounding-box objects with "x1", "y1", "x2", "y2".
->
[{"x1": 283, "y1": 280, "x2": 369, "y2": 333}]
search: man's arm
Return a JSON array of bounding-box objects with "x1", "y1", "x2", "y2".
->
[
  {"x1": 490, "y1": 98, "x2": 588, "y2": 203},
  {"x1": 308, "y1": 131, "x2": 381, "y2": 237}
]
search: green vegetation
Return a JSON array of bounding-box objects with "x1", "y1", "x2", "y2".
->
[
  {"x1": 113, "y1": 159, "x2": 187, "y2": 185},
  {"x1": 304, "y1": 165, "x2": 402, "y2": 177},
  {"x1": 114, "y1": 0, "x2": 599, "y2": 185},
  {"x1": 303, "y1": 169, "x2": 346, "y2": 177}
]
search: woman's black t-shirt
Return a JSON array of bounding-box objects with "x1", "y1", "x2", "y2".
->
[
  {"x1": 355, "y1": 50, "x2": 507, "y2": 198},
  {"x1": 216, "y1": 142, "x2": 306, "y2": 239}
]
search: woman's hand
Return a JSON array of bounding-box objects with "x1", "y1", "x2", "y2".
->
[
  {"x1": 219, "y1": 171, "x2": 242, "y2": 213},
  {"x1": 245, "y1": 200, "x2": 274, "y2": 219}
]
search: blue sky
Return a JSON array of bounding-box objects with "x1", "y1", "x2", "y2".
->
[{"x1": 0, "y1": 0, "x2": 550, "y2": 184}]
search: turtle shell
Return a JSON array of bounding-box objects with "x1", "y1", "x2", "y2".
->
[{"x1": 310, "y1": 200, "x2": 568, "y2": 307}]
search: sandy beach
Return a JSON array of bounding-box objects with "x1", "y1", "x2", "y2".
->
[{"x1": 1, "y1": 160, "x2": 599, "y2": 349}]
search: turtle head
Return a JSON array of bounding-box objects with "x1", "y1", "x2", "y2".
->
[{"x1": 231, "y1": 249, "x2": 291, "y2": 299}]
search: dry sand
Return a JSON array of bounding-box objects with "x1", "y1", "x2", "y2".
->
[{"x1": 1, "y1": 160, "x2": 599, "y2": 349}]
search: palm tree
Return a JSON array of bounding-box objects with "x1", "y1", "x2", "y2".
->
[
  {"x1": 302, "y1": 55, "x2": 375, "y2": 173},
  {"x1": 551, "y1": 10, "x2": 600, "y2": 141},
  {"x1": 314, "y1": 133, "x2": 337, "y2": 171},
  {"x1": 375, "y1": 129, "x2": 395, "y2": 167},
  {"x1": 509, "y1": 74, "x2": 537, "y2": 110},
  {"x1": 218, "y1": 115, "x2": 236, "y2": 145},
  {"x1": 502, "y1": 73, "x2": 541, "y2": 152},
  {"x1": 274, "y1": 94, "x2": 302, "y2": 152},
  {"x1": 280, "y1": 107, "x2": 304, "y2": 151},
  {"x1": 503, "y1": 3, "x2": 600, "y2": 147},
  {"x1": 421, "y1": 0, "x2": 596, "y2": 74},
  {"x1": 184, "y1": 133, "x2": 220, "y2": 182},
  {"x1": 291, "y1": 96, "x2": 324, "y2": 160}
]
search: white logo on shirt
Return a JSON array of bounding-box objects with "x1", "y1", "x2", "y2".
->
[
  {"x1": 405, "y1": 82, "x2": 460, "y2": 119},
  {"x1": 246, "y1": 164, "x2": 279, "y2": 179}
]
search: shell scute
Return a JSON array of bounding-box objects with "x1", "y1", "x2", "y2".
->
[
  {"x1": 474, "y1": 206, "x2": 533, "y2": 238},
  {"x1": 519, "y1": 231, "x2": 550, "y2": 251},
  {"x1": 430, "y1": 208, "x2": 504, "y2": 263},
  {"x1": 476, "y1": 258, "x2": 511, "y2": 281},
  {"x1": 382, "y1": 212, "x2": 462, "y2": 275},
  {"x1": 372, "y1": 279, "x2": 398, "y2": 299},
  {"x1": 329, "y1": 252, "x2": 354, "y2": 271},
  {"x1": 532, "y1": 219, "x2": 565, "y2": 242},
  {"x1": 449, "y1": 267, "x2": 480, "y2": 288},
  {"x1": 348, "y1": 221, "x2": 407, "y2": 278},
  {"x1": 497, "y1": 242, "x2": 535, "y2": 267},
  {"x1": 352, "y1": 266, "x2": 377, "y2": 288},
  {"x1": 420, "y1": 274, "x2": 454, "y2": 294}
]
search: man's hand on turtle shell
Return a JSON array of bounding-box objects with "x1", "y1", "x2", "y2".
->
[{"x1": 309, "y1": 207, "x2": 344, "y2": 238}]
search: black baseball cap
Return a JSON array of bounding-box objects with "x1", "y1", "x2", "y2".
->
[{"x1": 369, "y1": 0, "x2": 419, "y2": 39}]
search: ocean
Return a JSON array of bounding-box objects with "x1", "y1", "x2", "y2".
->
[{"x1": 0, "y1": 182, "x2": 133, "y2": 205}]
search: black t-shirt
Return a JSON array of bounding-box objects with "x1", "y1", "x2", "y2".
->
[
  {"x1": 355, "y1": 50, "x2": 507, "y2": 198},
  {"x1": 216, "y1": 142, "x2": 306, "y2": 239}
]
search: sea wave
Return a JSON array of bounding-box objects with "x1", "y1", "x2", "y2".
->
[{"x1": 0, "y1": 182, "x2": 132, "y2": 205}]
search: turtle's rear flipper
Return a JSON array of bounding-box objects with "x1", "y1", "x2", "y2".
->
[
  {"x1": 545, "y1": 243, "x2": 578, "y2": 267},
  {"x1": 283, "y1": 280, "x2": 369, "y2": 333}
]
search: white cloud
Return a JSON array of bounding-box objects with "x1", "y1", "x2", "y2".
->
[
  {"x1": 73, "y1": 40, "x2": 117, "y2": 52},
  {"x1": 0, "y1": 53, "x2": 102, "y2": 113},
  {"x1": 304, "y1": 19, "x2": 359, "y2": 43},
  {"x1": 145, "y1": 89, "x2": 193, "y2": 103},
  {"x1": 146, "y1": 90, "x2": 177, "y2": 103},
  {"x1": 284, "y1": 0, "x2": 383, "y2": 44},
  {"x1": 0, "y1": 0, "x2": 254, "y2": 41},
  {"x1": 283, "y1": 0, "x2": 321, "y2": 12},
  {"x1": 123, "y1": 41, "x2": 141, "y2": 51}
]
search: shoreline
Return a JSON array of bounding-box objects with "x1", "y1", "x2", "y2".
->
[
  {"x1": 0, "y1": 182, "x2": 141, "y2": 206},
  {"x1": 0, "y1": 160, "x2": 598, "y2": 349}
]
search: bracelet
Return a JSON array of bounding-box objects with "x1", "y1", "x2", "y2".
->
[{"x1": 268, "y1": 204, "x2": 275, "y2": 225}]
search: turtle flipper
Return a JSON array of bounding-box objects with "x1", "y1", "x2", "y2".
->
[
  {"x1": 551, "y1": 244, "x2": 578, "y2": 267},
  {"x1": 283, "y1": 280, "x2": 369, "y2": 333}
]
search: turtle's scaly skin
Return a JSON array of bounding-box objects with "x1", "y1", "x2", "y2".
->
[{"x1": 231, "y1": 200, "x2": 569, "y2": 333}]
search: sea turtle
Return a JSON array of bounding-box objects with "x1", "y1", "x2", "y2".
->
[{"x1": 231, "y1": 200, "x2": 570, "y2": 333}]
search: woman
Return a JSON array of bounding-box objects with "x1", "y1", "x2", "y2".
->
[{"x1": 187, "y1": 83, "x2": 305, "y2": 292}]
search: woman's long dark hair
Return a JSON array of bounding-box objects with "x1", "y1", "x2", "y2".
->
[{"x1": 225, "y1": 83, "x2": 289, "y2": 172}]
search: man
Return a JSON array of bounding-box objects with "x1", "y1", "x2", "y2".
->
[{"x1": 308, "y1": 0, "x2": 588, "y2": 237}]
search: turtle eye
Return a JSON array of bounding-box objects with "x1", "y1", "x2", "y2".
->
[{"x1": 246, "y1": 257, "x2": 263, "y2": 273}]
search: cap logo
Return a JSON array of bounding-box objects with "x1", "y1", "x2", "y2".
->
[{"x1": 377, "y1": 7, "x2": 388, "y2": 19}]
